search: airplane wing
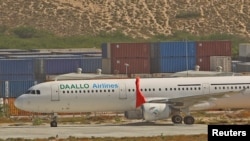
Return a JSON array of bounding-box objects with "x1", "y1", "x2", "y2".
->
[{"x1": 146, "y1": 89, "x2": 246, "y2": 108}]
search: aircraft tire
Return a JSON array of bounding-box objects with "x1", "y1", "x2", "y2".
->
[
  {"x1": 171, "y1": 115, "x2": 182, "y2": 124},
  {"x1": 183, "y1": 115, "x2": 195, "y2": 125},
  {"x1": 50, "y1": 121, "x2": 57, "y2": 127}
]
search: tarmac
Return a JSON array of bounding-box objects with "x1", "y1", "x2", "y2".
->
[{"x1": 0, "y1": 121, "x2": 207, "y2": 140}]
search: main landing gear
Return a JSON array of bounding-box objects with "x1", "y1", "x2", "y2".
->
[
  {"x1": 50, "y1": 113, "x2": 58, "y2": 127},
  {"x1": 171, "y1": 115, "x2": 195, "y2": 125}
]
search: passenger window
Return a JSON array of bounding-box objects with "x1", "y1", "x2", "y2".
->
[
  {"x1": 112, "y1": 89, "x2": 114, "y2": 92},
  {"x1": 36, "y1": 90, "x2": 40, "y2": 94}
]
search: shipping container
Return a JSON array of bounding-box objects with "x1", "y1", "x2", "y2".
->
[
  {"x1": 236, "y1": 62, "x2": 250, "y2": 72},
  {"x1": 210, "y1": 56, "x2": 232, "y2": 72},
  {"x1": 101, "y1": 43, "x2": 111, "y2": 58},
  {"x1": 7, "y1": 54, "x2": 83, "y2": 59},
  {"x1": 151, "y1": 41, "x2": 196, "y2": 58},
  {"x1": 151, "y1": 56, "x2": 196, "y2": 73},
  {"x1": 0, "y1": 74, "x2": 35, "y2": 81},
  {"x1": 196, "y1": 56, "x2": 210, "y2": 71},
  {"x1": 35, "y1": 58, "x2": 82, "y2": 75},
  {"x1": 239, "y1": 43, "x2": 250, "y2": 57},
  {"x1": 0, "y1": 59, "x2": 34, "y2": 74},
  {"x1": 111, "y1": 58, "x2": 150, "y2": 74},
  {"x1": 231, "y1": 60, "x2": 241, "y2": 72},
  {"x1": 110, "y1": 42, "x2": 151, "y2": 58},
  {"x1": 80, "y1": 57, "x2": 102, "y2": 73},
  {"x1": 0, "y1": 80, "x2": 37, "y2": 98},
  {"x1": 196, "y1": 40, "x2": 232, "y2": 57},
  {"x1": 102, "y1": 58, "x2": 112, "y2": 74}
]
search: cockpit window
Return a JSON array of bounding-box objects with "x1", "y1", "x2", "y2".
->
[{"x1": 25, "y1": 90, "x2": 40, "y2": 95}]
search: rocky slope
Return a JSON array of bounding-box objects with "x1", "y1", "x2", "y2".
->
[{"x1": 1, "y1": 0, "x2": 250, "y2": 39}]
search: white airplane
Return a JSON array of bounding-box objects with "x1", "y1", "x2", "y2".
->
[{"x1": 14, "y1": 76, "x2": 250, "y2": 127}]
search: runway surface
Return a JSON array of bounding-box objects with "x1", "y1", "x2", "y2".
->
[{"x1": 0, "y1": 121, "x2": 207, "y2": 139}]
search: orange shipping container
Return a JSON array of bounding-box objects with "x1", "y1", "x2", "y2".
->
[
  {"x1": 110, "y1": 43, "x2": 151, "y2": 58},
  {"x1": 196, "y1": 40, "x2": 232, "y2": 57},
  {"x1": 111, "y1": 58, "x2": 150, "y2": 74}
]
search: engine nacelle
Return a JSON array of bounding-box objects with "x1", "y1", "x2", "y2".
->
[
  {"x1": 142, "y1": 103, "x2": 171, "y2": 121},
  {"x1": 124, "y1": 109, "x2": 143, "y2": 119}
]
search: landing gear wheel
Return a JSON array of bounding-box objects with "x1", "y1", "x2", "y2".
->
[
  {"x1": 183, "y1": 115, "x2": 195, "y2": 125},
  {"x1": 171, "y1": 115, "x2": 183, "y2": 124},
  {"x1": 50, "y1": 120, "x2": 57, "y2": 127}
]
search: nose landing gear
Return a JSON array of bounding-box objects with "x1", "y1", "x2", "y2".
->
[{"x1": 50, "y1": 113, "x2": 58, "y2": 127}]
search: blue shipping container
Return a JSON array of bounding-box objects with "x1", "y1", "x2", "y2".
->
[
  {"x1": 151, "y1": 41, "x2": 196, "y2": 58},
  {"x1": 44, "y1": 58, "x2": 82, "y2": 75},
  {"x1": 151, "y1": 56, "x2": 196, "y2": 73},
  {"x1": 0, "y1": 59, "x2": 34, "y2": 74},
  {"x1": 0, "y1": 74, "x2": 35, "y2": 81},
  {"x1": 0, "y1": 80, "x2": 37, "y2": 98},
  {"x1": 80, "y1": 57, "x2": 102, "y2": 73}
]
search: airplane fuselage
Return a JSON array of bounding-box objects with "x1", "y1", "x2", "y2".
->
[{"x1": 15, "y1": 76, "x2": 250, "y2": 113}]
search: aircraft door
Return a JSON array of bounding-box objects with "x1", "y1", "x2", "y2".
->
[
  {"x1": 51, "y1": 85, "x2": 60, "y2": 101},
  {"x1": 119, "y1": 83, "x2": 127, "y2": 99},
  {"x1": 202, "y1": 83, "x2": 210, "y2": 94}
]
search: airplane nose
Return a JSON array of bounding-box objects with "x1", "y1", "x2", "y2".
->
[{"x1": 14, "y1": 96, "x2": 23, "y2": 110}]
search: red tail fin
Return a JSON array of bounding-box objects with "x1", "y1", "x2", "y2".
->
[{"x1": 135, "y1": 77, "x2": 146, "y2": 108}]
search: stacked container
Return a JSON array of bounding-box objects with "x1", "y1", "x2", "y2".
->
[
  {"x1": 196, "y1": 40, "x2": 232, "y2": 71},
  {"x1": 151, "y1": 41, "x2": 196, "y2": 73},
  {"x1": 0, "y1": 59, "x2": 35, "y2": 80},
  {"x1": 102, "y1": 42, "x2": 151, "y2": 74}
]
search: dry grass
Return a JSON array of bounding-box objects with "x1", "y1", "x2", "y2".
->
[{"x1": 1, "y1": 134, "x2": 208, "y2": 141}]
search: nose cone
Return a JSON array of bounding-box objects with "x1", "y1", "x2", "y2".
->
[{"x1": 14, "y1": 96, "x2": 23, "y2": 110}]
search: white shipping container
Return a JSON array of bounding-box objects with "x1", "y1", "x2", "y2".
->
[
  {"x1": 210, "y1": 56, "x2": 232, "y2": 72},
  {"x1": 239, "y1": 43, "x2": 250, "y2": 57}
]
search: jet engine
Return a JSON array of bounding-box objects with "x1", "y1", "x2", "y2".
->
[
  {"x1": 124, "y1": 103, "x2": 172, "y2": 121},
  {"x1": 142, "y1": 103, "x2": 171, "y2": 121}
]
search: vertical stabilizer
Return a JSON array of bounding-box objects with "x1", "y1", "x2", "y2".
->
[{"x1": 135, "y1": 77, "x2": 146, "y2": 108}]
